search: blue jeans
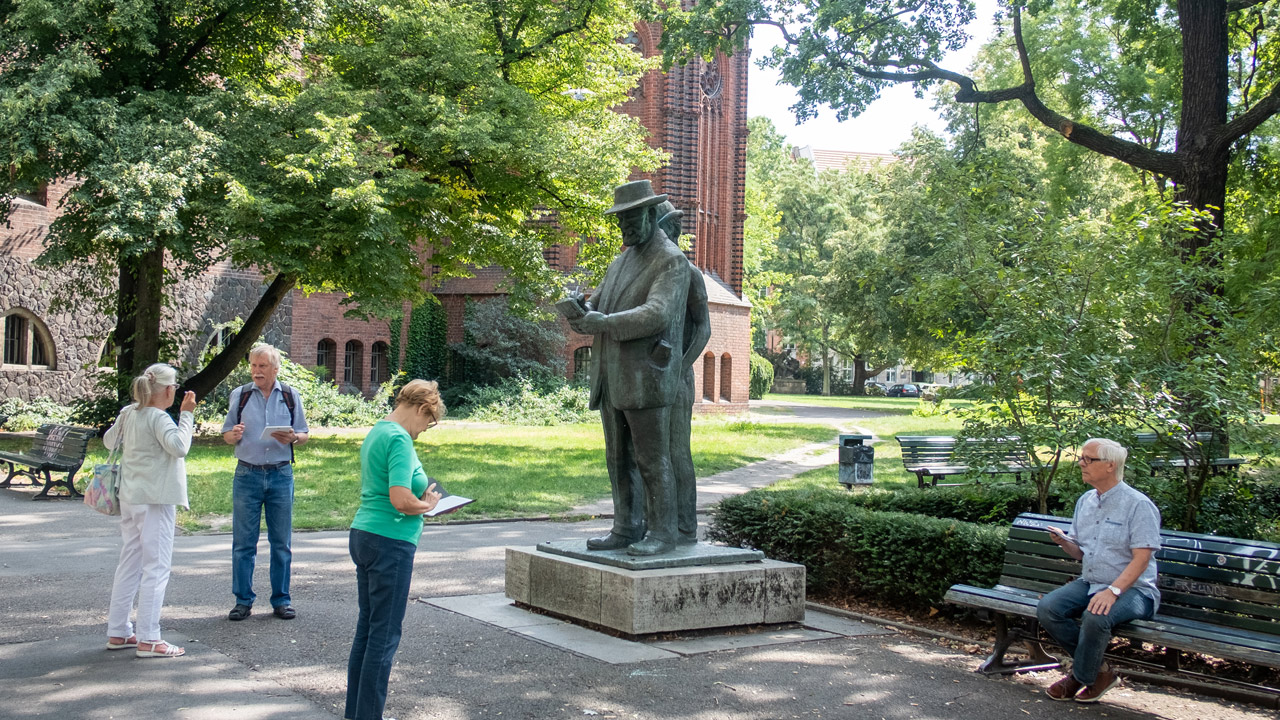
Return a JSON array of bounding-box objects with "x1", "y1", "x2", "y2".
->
[
  {"x1": 346, "y1": 528, "x2": 417, "y2": 720},
  {"x1": 231, "y1": 462, "x2": 294, "y2": 608},
  {"x1": 1036, "y1": 578, "x2": 1155, "y2": 684}
]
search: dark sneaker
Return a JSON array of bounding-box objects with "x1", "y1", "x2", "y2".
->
[
  {"x1": 273, "y1": 605, "x2": 297, "y2": 620},
  {"x1": 1076, "y1": 667, "x2": 1121, "y2": 703},
  {"x1": 228, "y1": 604, "x2": 252, "y2": 621},
  {"x1": 1046, "y1": 674, "x2": 1083, "y2": 701}
]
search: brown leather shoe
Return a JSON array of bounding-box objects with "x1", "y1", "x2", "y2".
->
[
  {"x1": 1076, "y1": 667, "x2": 1121, "y2": 703},
  {"x1": 1046, "y1": 674, "x2": 1083, "y2": 701}
]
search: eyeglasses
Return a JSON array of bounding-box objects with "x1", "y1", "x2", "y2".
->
[{"x1": 1078, "y1": 455, "x2": 1105, "y2": 466}]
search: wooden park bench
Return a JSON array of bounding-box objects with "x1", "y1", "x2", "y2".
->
[
  {"x1": 0, "y1": 423, "x2": 97, "y2": 500},
  {"x1": 944, "y1": 513, "x2": 1280, "y2": 699},
  {"x1": 895, "y1": 435, "x2": 1035, "y2": 489},
  {"x1": 1133, "y1": 431, "x2": 1246, "y2": 475}
]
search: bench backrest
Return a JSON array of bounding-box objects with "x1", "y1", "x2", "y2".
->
[
  {"x1": 1005, "y1": 513, "x2": 1280, "y2": 639},
  {"x1": 1132, "y1": 431, "x2": 1229, "y2": 462},
  {"x1": 28, "y1": 424, "x2": 96, "y2": 465},
  {"x1": 896, "y1": 435, "x2": 1029, "y2": 467}
]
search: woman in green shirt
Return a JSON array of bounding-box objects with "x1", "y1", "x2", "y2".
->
[{"x1": 345, "y1": 379, "x2": 445, "y2": 720}]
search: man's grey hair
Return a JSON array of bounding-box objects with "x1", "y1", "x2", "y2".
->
[
  {"x1": 249, "y1": 343, "x2": 282, "y2": 368},
  {"x1": 1084, "y1": 437, "x2": 1127, "y2": 478}
]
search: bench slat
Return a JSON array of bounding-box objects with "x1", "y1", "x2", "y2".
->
[{"x1": 1157, "y1": 596, "x2": 1280, "y2": 634}]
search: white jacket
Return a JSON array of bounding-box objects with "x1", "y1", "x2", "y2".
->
[{"x1": 103, "y1": 405, "x2": 194, "y2": 509}]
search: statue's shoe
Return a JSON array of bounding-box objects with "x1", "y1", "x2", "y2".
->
[
  {"x1": 627, "y1": 537, "x2": 674, "y2": 556},
  {"x1": 586, "y1": 532, "x2": 635, "y2": 551}
]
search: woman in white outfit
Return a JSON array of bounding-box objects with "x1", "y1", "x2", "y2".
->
[{"x1": 103, "y1": 363, "x2": 198, "y2": 658}]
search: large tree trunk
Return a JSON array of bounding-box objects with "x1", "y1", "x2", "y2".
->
[
  {"x1": 821, "y1": 323, "x2": 831, "y2": 396},
  {"x1": 1173, "y1": 1, "x2": 1231, "y2": 439},
  {"x1": 114, "y1": 244, "x2": 165, "y2": 401},
  {"x1": 852, "y1": 353, "x2": 868, "y2": 396},
  {"x1": 1174, "y1": 0, "x2": 1230, "y2": 243},
  {"x1": 178, "y1": 272, "x2": 299, "y2": 404}
]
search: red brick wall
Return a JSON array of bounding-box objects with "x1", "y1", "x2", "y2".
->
[
  {"x1": 290, "y1": 290, "x2": 393, "y2": 395},
  {"x1": 1, "y1": 180, "x2": 72, "y2": 260}
]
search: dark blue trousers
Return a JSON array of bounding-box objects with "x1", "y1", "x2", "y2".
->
[{"x1": 345, "y1": 528, "x2": 417, "y2": 720}]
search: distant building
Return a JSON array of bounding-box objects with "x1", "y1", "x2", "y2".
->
[{"x1": 791, "y1": 146, "x2": 897, "y2": 174}]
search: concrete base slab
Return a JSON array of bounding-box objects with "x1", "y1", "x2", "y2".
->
[
  {"x1": 426, "y1": 593, "x2": 893, "y2": 664},
  {"x1": 801, "y1": 608, "x2": 897, "y2": 637},
  {"x1": 650, "y1": 627, "x2": 838, "y2": 655},
  {"x1": 506, "y1": 546, "x2": 805, "y2": 636}
]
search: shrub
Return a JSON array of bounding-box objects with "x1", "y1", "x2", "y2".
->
[
  {"x1": 0, "y1": 397, "x2": 73, "y2": 431},
  {"x1": 749, "y1": 351, "x2": 774, "y2": 399},
  {"x1": 708, "y1": 488, "x2": 1007, "y2": 608},
  {"x1": 839, "y1": 483, "x2": 1060, "y2": 524},
  {"x1": 461, "y1": 376, "x2": 593, "y2": 426},
  {"x1": 448, "y1": 297, "x2": 566, "y2": 386}
]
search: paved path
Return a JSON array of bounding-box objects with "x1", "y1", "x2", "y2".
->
[{"x1": 0, "y1": 400, "x2": 1270, "y2": 720}]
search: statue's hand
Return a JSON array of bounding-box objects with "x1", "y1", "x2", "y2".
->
[{"x1": 577, "y1": 311, "x2": 607, "y2": 334}]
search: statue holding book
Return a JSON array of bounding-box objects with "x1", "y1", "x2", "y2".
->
[{"x1": 558, "y1": 181, "x2": 708, "y2": 556}]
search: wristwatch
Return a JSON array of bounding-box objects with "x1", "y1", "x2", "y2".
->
[{"x1": 1108, "y1": 584, "x2": 1122, "y2": 596}]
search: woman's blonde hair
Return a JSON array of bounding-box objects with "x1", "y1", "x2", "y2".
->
[
  {"x1": 395, "y1": 379, "x2": 446, "y2": 423},
  {"x1": 131, "y1": 363, "x2": 177, "y2": 408}
]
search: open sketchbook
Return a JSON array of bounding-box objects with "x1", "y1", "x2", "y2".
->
[{"x1": 425, "y1": 478, "x2": 474, "y2": 517}]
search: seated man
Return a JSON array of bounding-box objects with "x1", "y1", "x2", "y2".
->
[{"x1": 1038, "y1": 437, "x2": 1161, "y2": 703}]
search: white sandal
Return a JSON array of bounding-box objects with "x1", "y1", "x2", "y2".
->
[
  {"x1": 106, "y1": 635, "x2": 138, "y2": 650},
  {"x1": 136, "y1": 640, "x2": 185, "y2": 658}
]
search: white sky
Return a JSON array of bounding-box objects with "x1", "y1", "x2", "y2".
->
[{"x1": 746, "y1": 2, "x2": 999, "y2": 155}]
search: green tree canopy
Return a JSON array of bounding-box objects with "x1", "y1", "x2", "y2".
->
[{"x1": 0, "y1": 0, "x2": 662, "y2": 399}]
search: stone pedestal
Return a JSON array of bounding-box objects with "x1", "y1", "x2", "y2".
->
[{"x1": 505, "y1": 545, "x2": 806, "y2": 637}]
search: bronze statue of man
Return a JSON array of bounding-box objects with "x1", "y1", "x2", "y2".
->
[
  {"x1": 567, "y1": 181, "x2": 690, "y2": 556},
  {"x1": 656, "y1": 201, "x2": 710, "y2": 544}
]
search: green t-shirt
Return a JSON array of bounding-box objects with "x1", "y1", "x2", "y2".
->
[{"x1": 352, "y1": 420, "x2": 430, "y2": 545}]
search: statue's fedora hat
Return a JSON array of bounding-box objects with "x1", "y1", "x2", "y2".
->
[
  {"x1": 656, "y1": 199, "x2": 684, "y2": 225},
  {"x1": 604, "y1": 180, "x2": 668, "y2": 215}
]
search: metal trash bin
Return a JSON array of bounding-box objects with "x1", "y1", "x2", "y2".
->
[{"x1": 838, "y1": 434, "x2": 874, "y2": 488}]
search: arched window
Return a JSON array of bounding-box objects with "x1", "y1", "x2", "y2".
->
[
  {"x1": 316, "y1": 339, "x2": 337, "y2": 382},
  {"x1": 97, "y1": 332, "x2": 116, "y2": 369},
  {"x1": 573, "y1": 345, "x2": 592, "y2": 382},
  {"x1": 720, "y1": 353, "x2": 733, "y2": 402},
  {"x1": 344, "y1": 340, "x2": 364, "y2": 390},
  {"x1": 702, "y1": 352, "x2": 716, "y2": 402},
  {"x1": 370, "y1": 341, "x2": 390, "y2": 386},
  {"x1": 200, "y1": 325, "x2": 233, "y2": 366},
  {"x1": 2, "y1": 308, "x2": 54, "y2": 370}
]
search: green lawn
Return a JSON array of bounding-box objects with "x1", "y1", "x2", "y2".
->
[{"x1": 1, "y1": 418, "x2": 835, "y2": 532}]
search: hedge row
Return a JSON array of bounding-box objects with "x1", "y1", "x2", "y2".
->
[
  {"x1": 839, "y1": 483, "x2": 1066, "y2": 524},
  {"x1": 708, "y1": 489, "x2": 1007, "y2": 609}
]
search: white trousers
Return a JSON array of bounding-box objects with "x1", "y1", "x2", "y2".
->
[{"x1": 107, "y1": 502, "x2": 177, "y2": 643}]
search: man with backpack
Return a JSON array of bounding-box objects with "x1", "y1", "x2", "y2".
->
[{"x1": 221, "y1": 343, "x2": 309, "y2": 621}]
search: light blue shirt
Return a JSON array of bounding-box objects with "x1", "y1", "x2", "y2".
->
[
  {"x1": 221, "y1": 381, "x2": 309, "y2": 465},
  {"x1": 1070, "y1": 481, "x2": 1162, "y2": 612}
]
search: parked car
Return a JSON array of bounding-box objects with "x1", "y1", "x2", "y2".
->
[
  {"x1": 886, "y1": 383, "x2": 921, "y2": 398},
  {"x1": 917, "y1": 383, "x2": 947, "y2": 401},
  {"x1": 863, "y1": 381, "x2": 887, "y2": 396}
]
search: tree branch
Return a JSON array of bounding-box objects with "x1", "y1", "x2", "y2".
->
[
  {"x1": 1215, "y1": 81, "x2": 1280, "y2": 149},
  {"x1": 173, "y1": 11, "x2": 230, "y2": 73},
  {"x1": 500, "y1": 4, "x2": 596, "y2": 67},
  {"x1": 1225, "y1": 0, "x2": 1269, "y2": 11}
]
